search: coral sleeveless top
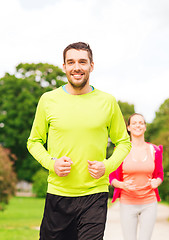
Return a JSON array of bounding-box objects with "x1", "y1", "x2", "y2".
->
[{"x1": 120, "y1": 144, "x2": 157, "y2": 204}]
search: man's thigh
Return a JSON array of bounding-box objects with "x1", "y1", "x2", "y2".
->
[
  {"x1": 39, "y1": 193, "x2": 78, "y2": 240},
  {"x1": 39, "y1": 192, "x2": 108, "y2": 240},
  {"x1": 77, "y1": 192, "x2": 108, "y2": 240}
]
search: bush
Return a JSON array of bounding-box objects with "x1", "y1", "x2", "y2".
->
[
  {"x1": 0, "y1": 145, "x2": 17, "y2": 210},
  {"x1": 32, "y1": 169, "x2": 48, "y2": 198},
  {"x1": 108, "y1": 185, "x2": 114, "y2": 199},
  {"x1": 158, "y1": 164, "x2": 169, "y2": 202}
]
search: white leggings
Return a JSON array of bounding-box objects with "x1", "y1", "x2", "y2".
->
[{"x1": 120, "y1": 202, "x2": 157, "y2": 240}]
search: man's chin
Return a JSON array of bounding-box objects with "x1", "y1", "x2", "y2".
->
[{"x1": 69, "y1": 80, "x2": 88, "y2": 90}]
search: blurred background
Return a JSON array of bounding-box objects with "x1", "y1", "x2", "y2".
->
[{"x1": 0, "y1": 0, "x2": 169, "y2": 239}]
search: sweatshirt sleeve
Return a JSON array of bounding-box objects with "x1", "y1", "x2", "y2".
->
[
  {"x1": 103, "y1": 98, "x2": 131, "y2": 175},
  {"x1": 154, "y1": 145, "x2": 164, "y2": 181},
  {"x1": 109, "y1": 168, "x2": 118, "y2": 185},
  {"x1": 27, "y1": 94, "x2": 54, "y2": 172}
]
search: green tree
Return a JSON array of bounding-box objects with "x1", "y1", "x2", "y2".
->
[
  {"x1": 146, "y1": 98, "x2": 169, "y2": 202},
  {"x1": 118, "y1": 101, "x2": 135, "y2": 123},
  {"x1": 0, "y1": 74, "x2": 47, "y2": 180},
  {"x1": 0, "y1": 63, "x2": 66, "y2": 181},
  {"x1": 0, "y1": 145, "x2": 17, "y2": 210},
  {"x1": 16, "y1": 63, "x2": 66, "y2": 88},
  {"x1": 146, "y1": 99, "x2": 169, "y2": 141},
  {"x1": 32, "y1": 169, "x2": 48, "y2": 198},
  {"x1": 106, "y1": 101, "x2": 135, "y2": 159},
  {"x1": 146, "y1": 98, "x2": 169, "y2": 165}
]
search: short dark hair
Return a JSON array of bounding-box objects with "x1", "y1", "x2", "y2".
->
[{"x1": 63, "y1": 42, "x2": 93, "y2": 63}]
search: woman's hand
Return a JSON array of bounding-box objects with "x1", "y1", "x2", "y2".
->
[
  {"x1": 149, "y1": 178, "x2": 162, "y2": 189},
  {"x1": 112, "y1": 179, "x2": 136, "y2": 190},
  {"x1": 123, "y1": 180, "x2": 136, "y2": 190}
]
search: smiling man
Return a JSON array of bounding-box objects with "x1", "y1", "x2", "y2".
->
[
  {"x1": 27, "y1": 42, "x2": 131, "y2": 240},
  {"x1": 63, "y1": 47, "x2": 93, "y2": 93}
]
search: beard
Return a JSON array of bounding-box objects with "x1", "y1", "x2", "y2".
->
[
  {"x1": 68, "y1": 77, "x2": 88, "y2": 90},
  {"x1": 67, "y1": 70, "x2": 90, "y2": 90}
]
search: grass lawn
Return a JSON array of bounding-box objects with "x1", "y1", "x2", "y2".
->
[
  {"x1": 0, "y1": 196, "x2": 113, "y2": 240},
  {"x1": 0, "y1": 197, "x2": 45, "y2": 240},
  {"x1": 107, "y1": 198, "x2": 113, "y2": 208}
]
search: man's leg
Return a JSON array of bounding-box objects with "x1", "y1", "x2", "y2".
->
[
  {"x1": 76, "y1": 192, "x2": 108, "y2": 240},
  {"x1": 39, "y1": 193, "x2": 78, "y2": 240},
  {"x1": 62, "y1": 218, "x2": 78, "y2": 240}
]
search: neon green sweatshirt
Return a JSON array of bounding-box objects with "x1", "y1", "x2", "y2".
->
[{"x1": 27, "y1": 86, "x2": 131, "y2": 196}]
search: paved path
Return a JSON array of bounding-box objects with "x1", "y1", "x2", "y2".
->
[{"x1": 104, "y1": 201, "x2": 169, "y2": 240}]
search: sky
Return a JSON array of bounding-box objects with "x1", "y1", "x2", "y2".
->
[{"x1": 0, "y1": 0, "x2": 169, "y2": 123}]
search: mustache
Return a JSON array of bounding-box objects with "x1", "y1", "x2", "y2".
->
[{"x1": 71, "y1": 70, "x2": 84, "y2": 74}]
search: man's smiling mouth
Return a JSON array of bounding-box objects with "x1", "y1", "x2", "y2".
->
[{"x1": 71, "y1": 73, "x2": 84, "y2": 79}]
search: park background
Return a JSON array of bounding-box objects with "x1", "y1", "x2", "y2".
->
[{"x1": 0, "y1": 0, "x2": 169, "y2": 239}]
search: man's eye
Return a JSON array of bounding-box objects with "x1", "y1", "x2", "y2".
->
[{"x1": 68, "y1": 61, "x2": 74, "y2": 65}]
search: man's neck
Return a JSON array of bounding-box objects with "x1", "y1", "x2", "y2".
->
[{"x1": 65, "y1": 83, "x2": 93, "y2": 95}]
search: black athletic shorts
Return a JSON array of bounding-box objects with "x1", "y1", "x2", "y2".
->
[{"x1": 39, "y1": 192, "x2": 108, "y2": 240}]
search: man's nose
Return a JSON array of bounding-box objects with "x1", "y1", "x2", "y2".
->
[{"x1": 74, "y1": 62, "x2": 80, "y2": 70}]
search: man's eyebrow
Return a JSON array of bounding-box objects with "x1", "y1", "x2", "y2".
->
[
  {"x1": 66, "y1": 58, "x2": 88, "y2": 62},
  {"x1": 66, "y1": 59, "x2": 74, "y2": 62},
  {"x1": 79, "y1": 58, "x2": 88, "y2": 62}
]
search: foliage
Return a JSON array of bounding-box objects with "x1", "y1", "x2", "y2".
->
[
  {"x1": 108, "y1": 185, "x2": 114, "y2": 199},
  {"x1": 146, "y1": 99, "x2": 169, "y2": 168},
  {"x1": 32, "y1": 169, "x2": 48, "y2": 198},
  {"x1": 0, "y1": 197, "x2": 45, "y2": 240},
  {"x1": 16, "y1": 63, "x2": 66, "y2": 88},
  {"x1": 107, "y1": 101, "x2": 135, "y2": 159},
  {"x1": 118, "y1": 100, "x2": 135, "y2": 123},
  {"x1": 0, "y1": 146, "x2": 17, "y2": 210},
  {"x1": 158, "y1": 167, "x2": 169, "y2": 202},
  {"x1": 0, "y1": 63, "x2": 66, "y2": 181},
  {"x1": 146, "y1": 98, "x2": 169, "y2": 202},
  {"x1": 146, "y1": 98, "x2": 169, "y2": 141},
  {"x1": 0, "y1": 74, "x2": 49, "y2": 180}
]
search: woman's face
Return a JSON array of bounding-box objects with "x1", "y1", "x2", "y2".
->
[{"x1": 127, "y1": 114, "x2": 146, "y2": 137}]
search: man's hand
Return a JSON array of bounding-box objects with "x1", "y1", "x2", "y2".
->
[
  {"x1": 54, "y1": 156, "x2": 73, "y2": 177},
  {"x1": 88, "y1": 160, "x2": 105, "y2": 179}
]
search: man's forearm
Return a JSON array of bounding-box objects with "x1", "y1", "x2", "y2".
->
[
  {"x1": 27, "y1": 139, "x2": 54, "y2": 171},
  {"x1": 103, "y1": 140, "x2": 131, "y2": 175}
]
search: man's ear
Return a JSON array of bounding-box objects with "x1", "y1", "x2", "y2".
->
[
  {"x1": 63, "y1": 63, "x2": 66, "y2": 73},
  {"x1": 90, "y1": 62, "x2": 94, "y2": 72}
]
